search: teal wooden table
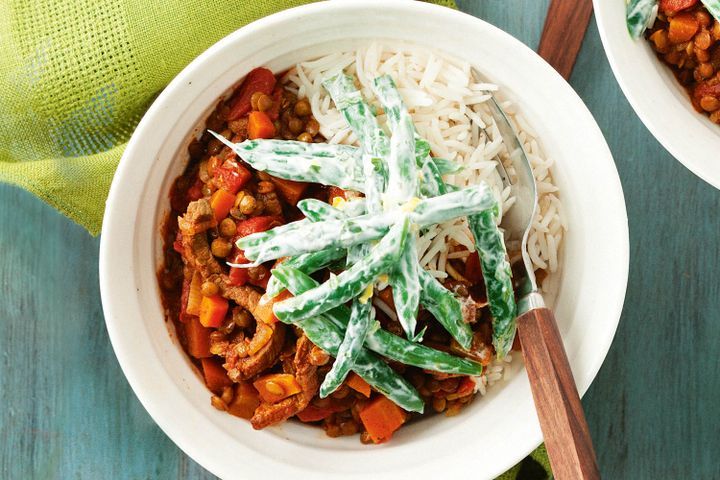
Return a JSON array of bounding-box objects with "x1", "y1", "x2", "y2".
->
[{"x1": 2, "y1": 2, "x2": 719, "y2": 478}]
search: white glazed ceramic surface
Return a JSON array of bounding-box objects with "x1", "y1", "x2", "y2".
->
[
  {"x1": 100, "y1": 2, "x2": 629, "y2": 479},
  {"x1": 594, "y1": 0, "x2": 720, "y2": 189}
]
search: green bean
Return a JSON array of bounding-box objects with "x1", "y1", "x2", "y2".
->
[
  {"x1": 273, "y1": 266, "x2": 483, "y2": 376},
  {"x1": 319, "y1": 299, "x2": 374, "y2": 398},
  {"x1": 469, "y1": 210, "x2": 517, "y2": 358},
  {"x1": 626, "y1": 0, "x2": 657, "y2": 39},
  {"x1": 238, "y1": 184, "x2": 497, "y2": 263},
  {"x1": 390, "y1": 242, "x2": 421, "y2": 340},
  {"x1": 294, "y1": 316, "x2": 423, "y2": 412},
  {"x1": 432, "y1": 157, "x2": 462, "y2": 176},
  {"x1": 323, "y1": 74, "x2": 387, "y2": 213},
  {"x1": 264, "y1": 248, "x2": 346, "y2": 298},
  {"x1": 296, "y1": 198, "x2": 345, "y2": 222},
  {"x1": 211, "y1": 134, "x2": 366, "y2": 191},
  {"x1": 418, "y1": 269, "x2": 474, "y2": 350},
  {"x1": 701, "y1": 0, "x2": 720, "y2": 22},
  {"x1": 372, "y1": 75, "x2": 417, "y2": 202},
  {"x1": 273, "y1": 217, "x2": 409, "y2": 323}
]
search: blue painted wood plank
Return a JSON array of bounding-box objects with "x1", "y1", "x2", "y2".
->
[{"x1": 1, "y1": 2, "x2": 719, "y2": 478}]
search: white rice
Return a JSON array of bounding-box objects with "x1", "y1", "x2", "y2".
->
[{"x1": 287, "y1": 41, "x2": 567, "y2": 394}]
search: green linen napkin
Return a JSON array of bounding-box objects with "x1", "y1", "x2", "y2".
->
[{"x1": 0, "y1": 0, "x2": 550, "y2": 477}]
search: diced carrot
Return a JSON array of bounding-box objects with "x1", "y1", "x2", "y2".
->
[
  {"x1": 209, "y1": 189, "x2": 236, "y2": 222},
  {"x1": 660, "y1": 0, "x2": 698, "y2": 15},
  {"x1": 464, "y1": 251, "x2": 483, "y2": 284},
  {"x1": 270, "y1": 177, "x2": 308, "y2": 205},
  {"x1": 346, "y1": 372, "x2": 372, "y2": 398},
  {"x1": 248, "y1": 111, "x2": 276, "y2": 139},
  {"x1": 186, "y1": 317, "x2": 212, "y2": 358},
  {"x1": 227, "y1": 382, "x2": 261, "y2": 419},
  {"x1": 296, "y1": 405, "x2": 334, "y2": 422},
  {"x1": 227, "y1": 67, "x2": 277, "y2": 121},
  {"x1": 256, "y1": 289, "x2": 293, "y2": 325},
  {"x1": 359, "y1": 395, "x2": 407, "y2": 444},
  {"x1": 253, "y1": 373, "x2": 302, "y2": 404},
  {"x1": 214, "y1": 159, "x2": 252, "y2": 194},
  {"x1": 201, "y1": 358, "x2": 232, "y2": 395},
  {"x1": 668, "y1": 12, "x2": 699, "y2": 44},
  {"x1": 199, "y1": 295, "x2": 229, "y2": 328}
]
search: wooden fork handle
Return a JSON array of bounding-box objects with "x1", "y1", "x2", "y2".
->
[
  {"x1": 537, "y1": 0, "x2": 594, "y2": 80},
  {"x1": 517, "y1": 307, "x2": 601, "y2": 480}
]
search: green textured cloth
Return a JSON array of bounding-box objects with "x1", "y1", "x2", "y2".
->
[{"x1": 0, "y1": 0, "x2": 550, "y2": 477}]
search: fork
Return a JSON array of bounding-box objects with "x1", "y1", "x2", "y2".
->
[{"x1": 485, "y1": 96, "x2": 601, "y2": 480}]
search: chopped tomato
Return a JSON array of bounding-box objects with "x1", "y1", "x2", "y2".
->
[
  {"x1": 270, "y1": 177, "x2": 308, "y2": 206},
  {"x1": 186, "y1": 177, "x2": 204, "y2": 202},
  {"x1": 248, "y1": 111, "x2": 276, "y2": 139},
  {"x1": 228, "y1": 251, "x2": 250, "y2": 286},
  {"x1": 267, "y1": 87, "x2": 283, "y2": 121},
  {"x1": 247, "y1": 264, "x2": 270, "y2": 290},
  {"x1": 296, "y1": 405, "x2": 334, "y2": 422},
  {"x1": 456, "y1": 376, "x2": 476, "y2": 397},
  {"x1": 327, "y1": 186, "x2": 347, "y2": 202},
  {"x1": 464, "y1": 251, "x2": 483, "y2": 284},
  {"x1": 173, "y1": 231, "x2": 184, "y2": 255},
  {"x1": 227, "y1": 67, "x2": 277, "y2": 121},
  {"x1": 214, "y1": 159, "x2": 252, "y2": 194},
  {"x1": 694, "y1": 81, "x2": 720, "y2": 100},
  {"x1": 235, "y1": 216, "x2": 282, "y2": 238},
  {"x1": 659, "y1": 0, "x2": 698, "y2": 15},
  {"x1": 201, "y1": 358, "x2": 232, "y2": 395},
  {"x1": 199, "y1": 295, "x2": 229, "y2": 328}
]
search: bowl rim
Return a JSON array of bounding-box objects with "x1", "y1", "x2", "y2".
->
[
  {"x1": 100, "y1": 1, "x2": 629, "y2": 478},
  {"x1": 593, "y1": 0, "x2": 720, "y2": 190}
]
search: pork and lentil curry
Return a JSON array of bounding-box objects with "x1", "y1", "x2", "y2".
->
[
  {"x1": 628, "y1": 0, "x2": 720, "y2": 123},
  {"x1": 159, "y1": 67, "x2": 518, "y2": 444}
]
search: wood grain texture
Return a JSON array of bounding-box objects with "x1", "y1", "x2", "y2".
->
[
  {"x1": 517, "y1": 308, "x2": 599, "y2": 480},
  {"x1": 537, "y1": 0, "x2": 594, "y2": 79},
  {"x1": 1, "y1": 1, "x2": 719, "y2": 479}
]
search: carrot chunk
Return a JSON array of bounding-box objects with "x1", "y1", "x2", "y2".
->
[
  {"x1": 296, "y1": 405, "x2": 334, "y2": 422},
  {"x1": 201, "y1": 358, "x2": 232, "y2": 395},
  {"x1": 668, "y1": 12, "x2": 699, "y2": 44},
  {"x1": 256, "y1": 289, "x2": 293, "y2": 325},
  {"x1": 269, "y1": 177, "x2": 308, "y2": 205},
  {"x1": 248, "y1": 111, "x2": 276, "y2": 139},
  {"x1": 346, "y1": 372, "x2": 372, "y2": 398},
  {"x1": 199, "y1": 295, "x2": 229, "y2": 328},
  {"x1": 359, "y1": 395, "x2": 407, "y2": 444},
  {"x1": 253, "y1": 373, "x2": 302, "y2": 404},
  {"x1": 186, "y1": 317, "x2": 212, "y2": 359},
  {"x1": 227, "y1": 382, "x2": 261, "y2": 419},
  {"x1": 209, "y1": 189, "x2": 236, "y2": 222}
]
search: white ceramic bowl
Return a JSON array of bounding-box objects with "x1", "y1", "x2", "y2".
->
[
  {"x1": 100, "y1": 1, "x2": 628, "y2": 478},
  {"x1": 594, "y1": 0, "x2": 720, "y2": 189}
]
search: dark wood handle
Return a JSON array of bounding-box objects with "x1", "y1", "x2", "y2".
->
[
  {"x1": 537, "y1": 0, "x2": 594, "y2": 80},
  {"x1": 517, "y1": 307, "x2": 600, "y2": 480}
]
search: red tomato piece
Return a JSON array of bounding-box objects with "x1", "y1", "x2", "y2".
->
[
  {"x1": 659, "y1": 0, "x2": 698, "y2": 15},
  {"x1": 214, "y1": 159, "x2": 252, "y2": 194},
  {"x1": 235, "y1": 216, "x2": 282, "y2": 238},
  {"x1": 227, "y1": 67, "x2": 277, "y2": 121}
]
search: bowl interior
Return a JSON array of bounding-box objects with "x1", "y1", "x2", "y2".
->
[
  {"x1": 593, "y1": 0, "x2": 720, "y2": 188},
  {"x1": 100, "y1": 2, "x2": 628, "y2": 479}
]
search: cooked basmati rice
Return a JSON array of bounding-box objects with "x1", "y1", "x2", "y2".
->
[{"x1": 286, "y1": 41, "x2": 567, "y2": 394}]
